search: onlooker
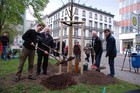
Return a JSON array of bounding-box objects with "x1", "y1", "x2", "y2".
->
[
  {"x1": 84, "y1": 43, "x2": 90, "y2": 62},
  {"x1": 15, "y1": 23, "x2": 45, "y2": 82},
  {"x1": 65, "y1": 45, "x2": 68, "y2": 57},
  {"x1": 53, "y1": 40, "x2": 57, "y2": 56},
  {"x1": 73, "y1": 41, "x2": 81, "y2": 61},
  {"x1": 36, "y1": 27, "x2": 54, "y2": 76},
  {"x1": 90, "y1": 44, "x2": 95, "y2": 65},
  {"x1": 91, "y1": 31, "x2": 103, "y2": 72},
  {"x1": 0, "y1": 32, "x2": 9, "y2": 61},
  {"x1": 104, "y1": 29, "x2": 117, "y2": 77},
  {"x1": 55, "y1": 40, "x2": 66, "y2": 59}
]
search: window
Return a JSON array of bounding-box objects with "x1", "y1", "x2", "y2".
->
[
  {"x1": 95, "y1": 14, "x2": 98, "y2": 20},
  {"x1": 99, "y1": 32, "x2": 102, "y2": 38},
  {"x1": 100, "y1": 15, "x2": 102, "y2": 21},
  {"x1": 109, "y1": 25, "x2": 112, "y2": 30},
  {"x1": 64, "y1": 28, "x2": 67, "y2": 36},
  {"x1": 89, "y1": 12, "x2": 92, "y2": 18},
  {"x1": 99, "y1": 23, "x2": 103, "y2": 29},
  {"x1": 89, "y1": 21, "x2": 92, "y2": 27},
  {"x1": 94, "y1": 22, "x2": 98, "y2": 28},
  {"x1": 89, "y1": 31, "x2": 92, "y2": 37},
  {"x1": 82, "y1": 18, "x2": 86, "y2": 25},
  {"x1": 62, "y1": 11, "x2": 64, "y2": 17},
  {"x1": 82, "y1": 10, "x2": 86, "y2": 17},
  {"x1": 74, "y1": 17, "x2": 79, "y2": 21},
  {"x1": 104, "y1": 24, "x2": 107, "y2": 29},
  {"x1": 65, "y1": 9, "x2": 67, "y2": 15},
  {"x1": 74, "y1": 28, "x2": 78, "y2": 36},
  {"x1": 75, "y1": 8, "x2": 78, "y2": 15},
  {"x1": 104, "y1": 16, "x2": 107, "y2": 22},
  {"x1": 109, "y1": 18, "x2": 111, "y2": 23}
]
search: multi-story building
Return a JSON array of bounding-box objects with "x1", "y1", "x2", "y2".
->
[
  {"x1": 113, "y1": 21, "x2": 120, "y2": 52},
  {"x1": 46, "y1": 2, "x2": 114, "y2": 46},
  {"x1": 119, "y1": 0, "x2": 140, "y2": 53}
]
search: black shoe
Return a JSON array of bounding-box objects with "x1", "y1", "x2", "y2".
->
[
  {"x1": 95, "y1": 68, "x2": 100, "y2": 72},
  {"x1": 28, "y1": 76, "x2": 36, "y2": 80},
  {"x1": 107, "y1": 74, "x2": 114, "y2": 77},
  {"x1": 43, "y1": 72, "x2": 49, "y2": 75},
  {"x1": 14, "y1": 77, "x2": 20, "y2": 82},
  {"x1": 36, "y1": 73, "x2": 40, "y2": 76}
]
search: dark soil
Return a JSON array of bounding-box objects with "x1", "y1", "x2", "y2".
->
[
  {"x1": 0, "y1": 62, "x2": 118, "y2": 91},
  {"x1": 38, "y1": 62, "x2": 119, "y2": 90}
]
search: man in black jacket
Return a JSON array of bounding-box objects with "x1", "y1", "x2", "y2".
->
[
  {"x1": 0, "y1": 32, "x2": 9, "y2": 61},
  {"x1": 104, "y1": 29, "x2": 117, "y2": 77},
  {"x1": 91, "y1": 31, "x2": 103, "y2": 72},
  {"x1": 15, "y1": 23, "x2": 45, "y2": 82},
  {"x1": 36, "y1": 27, "x2": 54, "y2": 76}
]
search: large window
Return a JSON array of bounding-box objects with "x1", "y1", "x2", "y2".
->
[
  {"x1": 109, "y1": 25, "x2": 112, "y2": 30},
  {"x1": 89, "y1": 21, "x2": 92, "y2": 27},
  {"x1": 62, "y1": 11, "x2": 64, "y2": 17},
  {"x1": 75, "y1": 8, "x2": 78, "y2": 15},
  {"x1": 104, "y1": 24, "x2": 107, "y2": 29},
  {"x1": 109, "y1": 18, "x2": 111, "y2": 23},
  {"x1": 82, "y1": 10, "x2": 86, "y2": 17},
  {"x1": 89, "y1": 12, "x2": 92, "y2": 18},
  {"x1": 82, "y1": 18, "x2": 86, "y2": 26},
  {"x1": 104, "y1": 16, "x2": 107, "y2": 22},
  {"x1": 95, "y1": 14, "x2": 98, "y2": 20},
  {"x1": 64, "y1": 28, "x2": 67, "y2": 36},
  {"x1": 74, "y1": 28, "x2": 78, "y2": 36},
  {"x1": 99, "y1": 23, "x2": 103, "y2": 29},
  {"x1": 94, "y1": 22, "x2": 98, "y2": 28},
  {"x1": 100, "y1": 15, "x2": 102, "y2": 21}
]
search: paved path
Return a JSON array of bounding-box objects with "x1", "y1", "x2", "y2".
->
[{"x1": 82, "y1": 52, "x2": 140, "y2": 85}]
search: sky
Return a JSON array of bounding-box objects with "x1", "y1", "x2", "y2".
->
[{"x1": 26, "y1": 0, "x2": 120, "y2": 21}]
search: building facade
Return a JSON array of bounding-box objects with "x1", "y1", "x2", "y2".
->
[
  {"x1": 119, "y1": 0, "x2": 140, "y2": 53},
  {"x1": 113, "y1": 21, "x2": 120, "y2": 52},
  {"x1": 47, "y1": 2, "x2": 114, "y2": 47}
]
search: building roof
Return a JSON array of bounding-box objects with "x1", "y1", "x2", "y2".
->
[{"x1": 48, "y1": 2, "x2": 114, "y2": 17}]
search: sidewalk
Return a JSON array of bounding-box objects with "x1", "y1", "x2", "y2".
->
[{"x1": 82, "y1": 52, "x2": 140, "y2": 85}]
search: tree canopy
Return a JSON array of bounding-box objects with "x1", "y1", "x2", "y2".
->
[{"x1": 0, "y1": 0, "x2": 49, "y2": 34}]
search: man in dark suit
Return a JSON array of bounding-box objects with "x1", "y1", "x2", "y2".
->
[
  {"x1": 36, "y1": 27, "x2": 54, "y2": 76},
  {"x1": 104, "y1": 29, "x2": 117, "y2": 77},
  {"x1": 91, "y1": 31, "x2": 103, "y2": 72},
  {"x1": 55, "y1": 40, "x2": 66, "y2": 59}
]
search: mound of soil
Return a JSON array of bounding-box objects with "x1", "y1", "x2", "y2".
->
[
  {"x1": 40, "y1": 63, "x2": 118, "y2": 90},
  {"x1": 79, "y1": 71, "x2": 118, "y2": 85},
  {"x1": 41, "y1": 73, "x2": 77, "y2": 90}
]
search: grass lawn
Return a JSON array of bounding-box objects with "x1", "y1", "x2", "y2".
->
[{"x1": 0, "y1": 56, "x2": 140, "y2": 93}]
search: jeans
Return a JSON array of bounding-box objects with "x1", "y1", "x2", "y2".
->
[
  {"x1": 95, "y1": 51, "x2": 102, "y2": 68},
  {"x1": 2, "y1": 46, "x2": 8, "y2": 60},
  {"x1": 108, "y1": 57, "x2": 115, "y2": 76},
  {"x1": 37, "y1": 53, "x2": 49, "y2": 74}
]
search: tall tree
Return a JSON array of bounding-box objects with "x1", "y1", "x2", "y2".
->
[{"x1": 0, "y1": 0, "x2": 49, "y2": 34}]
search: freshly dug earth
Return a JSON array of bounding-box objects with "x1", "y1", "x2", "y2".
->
[
  {"x1": 41, "y1": 73, "x2": 77, "y2": 90},
  {"x1": 40, "y1": 63, "x2": 119, "y2": 90}
]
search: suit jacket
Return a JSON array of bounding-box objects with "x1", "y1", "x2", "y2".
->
[
  {"x1": 106, "y1": 34, "x2": 117, "y2": 57},
  {"x1": 56, "y1": 41, "x2": 66, "y2": 55},
  {"x1": 92, "y1": 36, "x2": 103, "y2": 55},
  {"x1": 37, "y1": 32, "x2": 54, "y2": 54}
]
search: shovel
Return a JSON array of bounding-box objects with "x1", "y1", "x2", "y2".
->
[
  {"x1": 31, "y1": 44, "x2": 67, "y2": 65},
  {"x1": 42, "y1": 43, "x2": 75, "y2": 61}
]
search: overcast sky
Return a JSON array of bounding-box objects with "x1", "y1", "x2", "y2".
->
[{"x1": 26, "y1": 0, "x2": 120, "y2": 21}]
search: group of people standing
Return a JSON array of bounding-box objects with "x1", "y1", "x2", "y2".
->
[
  {"x1": 74, "y1": 29, "x2": 117, "y2": 77},
  {"x1": 15, "y1": 23, "x2": 68, "y2": 82},
  {"x1": 14, "y1": 23, "x2": 117, "y2": 82}
]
